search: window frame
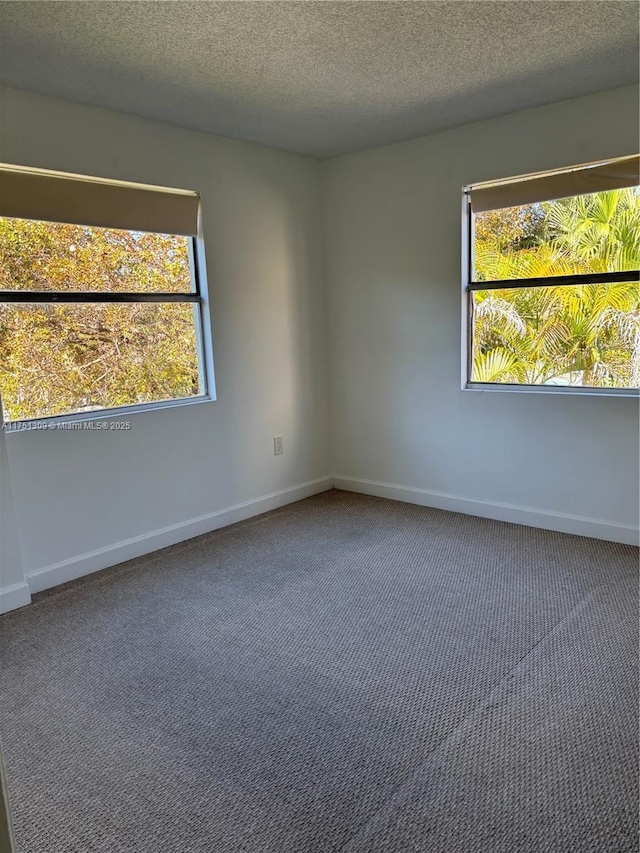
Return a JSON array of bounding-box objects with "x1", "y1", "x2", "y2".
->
[
  {"x1": 0, "y1": 223, "x2": 216, "y2": 427},
  {"x1": 461, "y1": 165, "x2": 640, "y2": 398}
]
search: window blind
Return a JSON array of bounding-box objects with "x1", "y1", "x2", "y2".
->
[
  {"x1": 0, "y1": 163, "x2": 200, "y2": 235},
  {"x1": 468, "y1": 155, "x2": 640, "y2": 213}
]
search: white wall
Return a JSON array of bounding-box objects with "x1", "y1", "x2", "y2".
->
[
  {"x1": 0, "y1": 87, "x2": 331, "y2": 593},
  {"x1": 1, "y1": 84, "x2": 638, "y2": 610},
  {"x1": 324, "y1": 85, "x2": 640, "y2": 543}
]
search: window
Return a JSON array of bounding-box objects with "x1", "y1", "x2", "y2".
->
[
  {"x1": 463, "y1": 155, "x2": 640, "y2": 394},
  {"x1": 0, "y1": 164, "x2": 214, "y2": 422}
]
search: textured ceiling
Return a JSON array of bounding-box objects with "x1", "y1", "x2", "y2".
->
[{"x1": 0, "y1": 1, "x2": 638, "y2": 158}]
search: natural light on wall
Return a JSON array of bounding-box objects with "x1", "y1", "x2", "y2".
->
[{"x1": 464, "y1": 155, "x2": 640, "y2": 392}]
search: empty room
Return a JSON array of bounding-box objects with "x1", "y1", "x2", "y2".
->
[{"x1": 0, "y1": 2, "x2": 638, "y2": 851}]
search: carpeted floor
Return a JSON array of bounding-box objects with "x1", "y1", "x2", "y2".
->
[{"x1": 0, "y1": 490, "x2": 637, "y2": 853}]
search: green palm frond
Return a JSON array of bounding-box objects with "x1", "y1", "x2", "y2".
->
[
  {"x1": 472, "y1": 185, "x2": 639, "y2": 389},
  {"x1": 473, "y1": 294, "x2": 526, "y2": 336},
  {"x1": 472, "y1": 348, "x2": 519, "y2": 383}
]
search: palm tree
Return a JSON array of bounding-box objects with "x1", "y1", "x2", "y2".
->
[{"x1": 472, "y1": 188, "x2": 640, "y2": 387}]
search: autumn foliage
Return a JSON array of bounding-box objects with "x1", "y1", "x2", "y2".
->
[{"x1": 0, "y1": 220, "x2": 200, "y2": 421}]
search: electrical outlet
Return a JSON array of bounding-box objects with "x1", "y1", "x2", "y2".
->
[{"x1": 273, "y1": 436, "x2": 284, "y2": 456}]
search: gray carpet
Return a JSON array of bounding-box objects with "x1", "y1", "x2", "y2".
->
[{"x1": 0, "y1": 490, "x2": 637, "y2": 853}]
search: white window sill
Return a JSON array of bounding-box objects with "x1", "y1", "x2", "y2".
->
[
  {"x1": 3, "y1": 394, "x2": 215, "y2": 434},
  {"x1": 463, "y1": 383, "x2": 639, "y2": 398}
]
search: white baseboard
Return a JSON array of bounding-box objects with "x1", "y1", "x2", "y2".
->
[
  {"x1": 334, "y1": 475, "x2": 639, "y2": 546},
  {"x1": 0, "y1": 581, "x2": 32, "y2": 614},
  {"x1": 26, "y1": 476, "x2": 334, "y2": 595},
  {"x1": 8, "y1": 471, "x2": 636, "y2": 611}
]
